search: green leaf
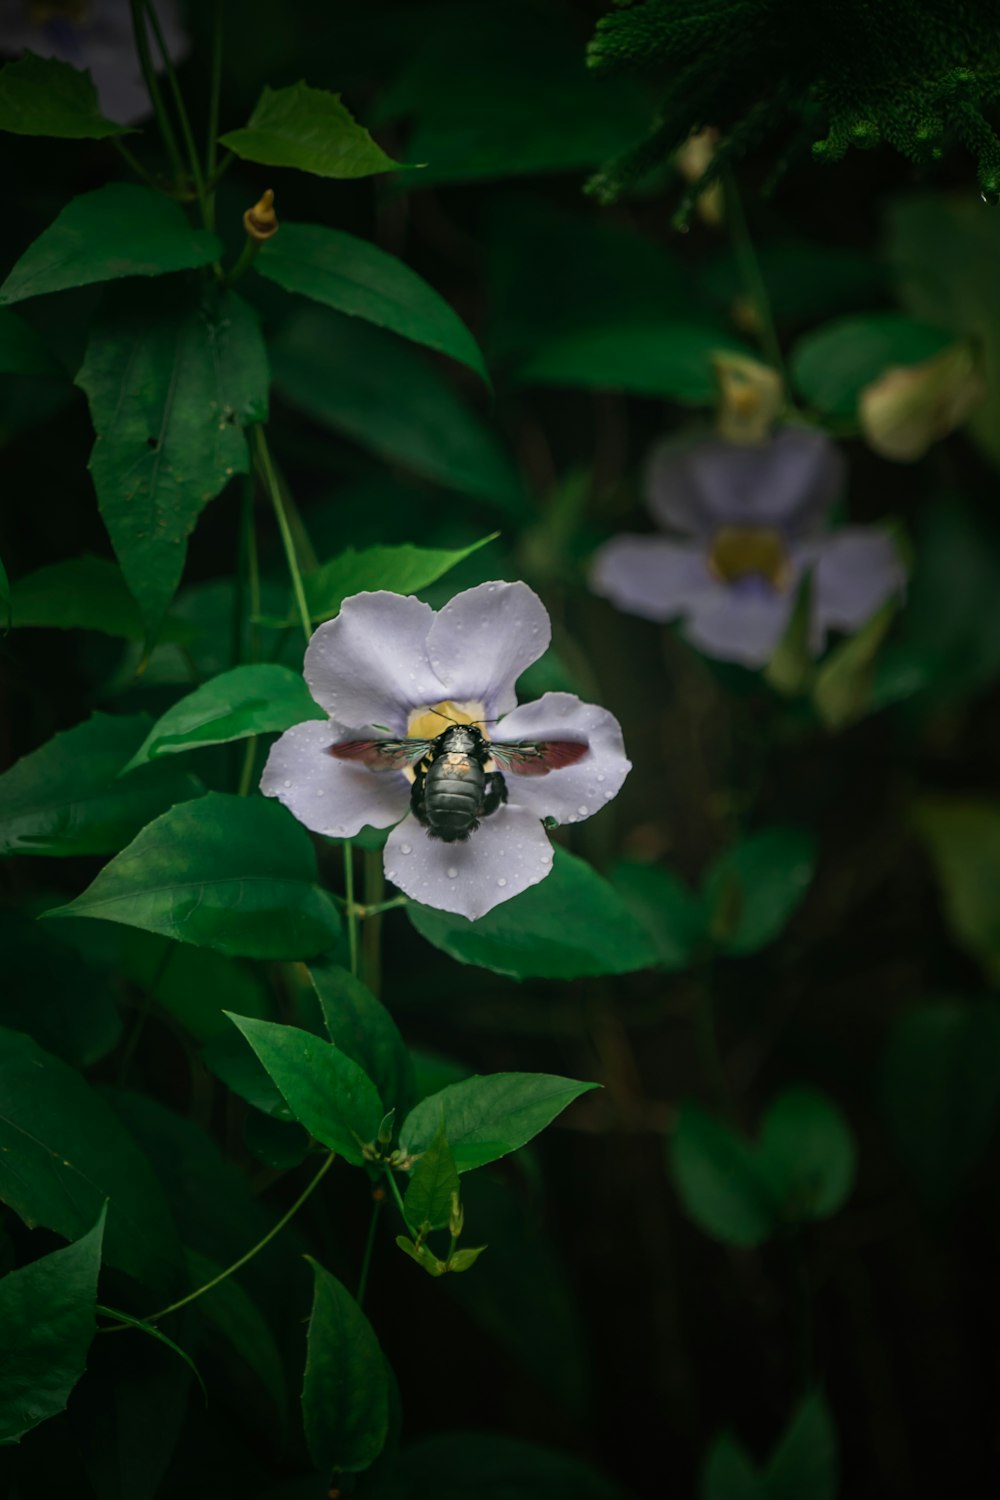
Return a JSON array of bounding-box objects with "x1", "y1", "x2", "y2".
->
[
  {"x1": 184, "y1": 1249, "x2": 287, "y2": 1422},
  {"x1": 0, "y1": 1207, "x2": 105, "y2": 1443},
  {"x1": 0, "y1": 909, "x2": 121, "y2": 1066},
  {"x1": 764, "y1": 572, "x2": 815, "y2": 698},
  {"x1": 121, "y1": 664, "x2": 326, "y2": 771},
  {"x1": 225, "y1": 1014, "x2": 383, "y2": 1165},
  {"x1": 790, "y1": 313, "x2": 951, "y2": 419},
  {"x1": 0, "y1": 712, "x2": 202, "y2": 857},
  {"x1": 447, "y1": 1244, "x2": 486, "y2": 1273},
  {"x1": 308, "y1": 959, "x2": 417, "y2": 1120},
  {"x1": 300, "y1": 534, "x2": 499, "y2": 625},
  {"x1": 77, "y1": 282, "x2": 269, "y2": 632},
  {"x1": 408, "y1": 846, "x2": 659, "y2": 979},
  {"x1": 702, "y1": 1394, "x2": 838, "y2": 1500},
  {"x1": 272, "y1": 308, "x2": 526, "y2": 516},
  {"x1": 46, "y1": 792, "x2": 342, "y2": 960},
  {"x1": 702, "y1": 827, "x2": 816, "y2": 956},
  {"x1": 258, "y1": 223, "x2": 487, "y2": 382},
  {"x1": 0, "y1": 1029, "x2": 178, "y2": 1289},
  {"x1": 670, "y1": 1103, "x2": 780, "y2": 1249},
  {"x1": 0, "y1": 184, "x2": 222, "y2": 305},
  {"x1": 759, "y1": 1089, "x2": 856, "y2": 1221},
  {"x1": 8, "y1": 556, "x2": 192, "y2": 642},
  {"x1": 912, "y1": 797, "x2": 1000, "y2": 980},
  {"x1": 403, "y1": 1125, "x2": 460, "y2": 1232},
  {"x1": 610, "y1": 860, "x2": 706, "y2": 970},
  {"x1": 201, "y1": 1030, "x2": 291, "y2": 1118},
  {"x1": 813, "y1": 598, "x2": 898, "y2": 729},
  {"x1": 219, "y1": 82, "x2": 402, "y2": 179},
  {"x1": 882, "y1": 1000, "x2": 1000, "y2": 1206},
  {"x1": 0, "y1": 52, "x2": 129, "y2": 138},
  {"x1": 701, "y1": 237, "x2": 884, "y2": 329},
  {"x1": 116, "y1": 928, "x2": 272, "y2": 1043},
  {"x1": 388, "y1": 1431, "x2": 624, "y2": 1500},
  {"x1": 517, "y1": 323, "x2": 745, "y2": 403},
  {"x1": 395, "y1": 1235, "x2": 447, "y2": 1276},
  {"x1": 399, "y1": 1072, "x2": 597, "y2": 1173},
  {"x1": 302, "y1": 1257, "x2": 390, "y2": 1476},
  {"x1": 0, "y1": 307, "x2": 62, "y2": 375}
]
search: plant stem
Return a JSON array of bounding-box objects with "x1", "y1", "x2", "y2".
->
[
  {"x1": 384, "y1": 1167, "x2": 411, "y2": 1234},
  {"x1": 141, "y1": 1152, "x2": 335, "y2": 1323},
  {"x1": 356, "y1": 1195, "x2": 383, "y2": 1308},
  {"x1": 111, "y1": 137, "x2": 160, "y2": 189},
  {"x1": 344, "y1": 843, "x2": 359, "y2": 978},
  {"x1": 224, "y1": 233, "x2": 263, "y2": 286},
  {"x1": 237, "y1": 737, "x2": 258, "y2": 796},
  {"x1": 362, "y1": 848, "x2": 385, "y2": 995},
  {"x1": 721, "y1": 167, "x2": 789, "y2": 394},
  {"x1": 142, "y1": 0, "x2": 208, "y2": 224},
  {"x1": 253, "y1": 425, "x2": 312, "y2": 643},
  {"x1": 355, "y1": 894, "x2": 410, "y2": 919},
  {"x1": 205, "y1": 0, "x2": 224, "y2": 226},
  {"x1": 128, "y1": 0, "x2": 186, "y2": 185}
]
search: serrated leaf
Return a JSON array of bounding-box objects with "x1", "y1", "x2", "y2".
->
[
  {"x1": 272, "y1": 308, "x2": 526, "y2": 516},
  {"x1": 790, "y1": 313, "x2": 951, "y2": 419},
  {"x1": 226, "y1": 1014, "x2": 383, "y2": 1165},
  {"x1": 76, "y1": 282, "x2": 269, "y2": 632},
  {"x1": 0, "y1": 52, "x2": 129, "y2": 138},
  {"x1": 302, "y1": 1258, "x2": 390, "y2": 1475},
  {"x1": 219, "y1": 82, "x2": 402, "y2": 178},
  {"x1": 0, "y1": 1207, "x2": 105, "y2": 1443},
  {"x1": 121, "y1": 664, "x2": 326, "y2": 771},
  {"x1": 0, "y1": 184, "x2": 221, "y2": 305},
  {"x1": 258, "y1": 223, "x2": 487, "y2": 382},
  {"x1": 399, "y1": 1072, "x2": 597, "y2": 1173},
  {"x1": 300, "y1": 535, "x2": 498, "y2": 625},
  {"x1": 408, "y1": 846, "x2": 658, "y2": 979},
  {"x1": 9, "y1": 556, "x2": 192, "y2": 642},
  {"x1": 403, "y1": 1125, "x2": 459, "y2": 1232},
  {"x1": 0, "y1": 1029, "x2": 178, "y2": 1289},
  {"x1": 0, "y1": 712, "x2": 202, "y2": 857},
  {"x1": 308, "y1": 959, "x2": 417, "y2": 1120},
  {"x1": 702, "y1": 827, "x2": 816, "y2": 956},
  {"x1": 46, "y1": 792, "x2": 341, "y2": 960}
]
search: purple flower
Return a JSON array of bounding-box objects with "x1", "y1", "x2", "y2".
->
[
  {"x1": 261, "y1": 582, "x2": 631, "y2": 921},
  {"x1": 0, "y1": 0, "x2": 188, "y2": 125},
  {"x1": 591, "y1": 427, "x2": 905, "y2": 668}
]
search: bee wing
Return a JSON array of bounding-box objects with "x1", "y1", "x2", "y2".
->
[
  {"x1": 488, "y1": 738, "x2": 588, "y2": 777},
  {"x1": 327, "y1": 737, "x2": 433, "y2": 771}
]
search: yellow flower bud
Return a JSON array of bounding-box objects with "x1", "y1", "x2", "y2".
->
[
  {"x1": 243, "y1": 188, "x2": 278, "y2": 242},
  {"x1": 711, "y1": 351, "x2": 784, "y2": 444},
  {"x1": 676, "y1": 127, "x2": 725, "y2": 227},
  {"x1": 858, "y1": 341, "x2": 985, "y2": 462}
]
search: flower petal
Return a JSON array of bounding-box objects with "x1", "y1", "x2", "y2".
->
[
  {"x1": 260, "y1": 720, "x2": 410, "y2": 837},
  {"x1": 492, "y1": 692, "x2": 631, "y2": 824},
  {"x1": 590, "y1": 535, "x2": 713, "y2": 622},
  {"x1": 809, "y1": 528, "x2": 906, "y2": 633},
  {"x1": 303, "y1": 592, "x2": 440, "y2": 731},
  {"x1": 645, "y1": 428, "x2": 845, "y2": 536},
  {"x1": 425, "y1": 582, "x2": 550, "y2": 719},
  {"x1": 682, "y1": 579, "x2": 793, "y2": 667},
  {"x1": 384, "y1": 806, "x2": 554, "y2": 920}
]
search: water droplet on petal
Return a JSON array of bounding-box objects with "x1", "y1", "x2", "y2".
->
[
  {"x1": 316, "y1": 789, "x2": 324, "y2": 798},
  {"x1": 497, "y1": 877, "x2": 508, "y2": 887},
  {"x1": 577, "y1": 804, "x2": 589, "y2": 816},
  {"x1": 597, "y1": 773, "x2": 606, "y2": 783},
  {"x1": 400, "y1": 842, "x2": 412, "y2": 855},
  {"x1": 447, "y1": 867, "x2": 458, "y2": 879},
  {"x1": 283, "y1": 779, "x2": 291, "y2": 788}
]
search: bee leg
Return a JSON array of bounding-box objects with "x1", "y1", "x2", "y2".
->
[
  {"x1": 411, "y1": 767, "x2": 430, "y2": 827},
  {"x1": 481, "y1": 771, "x2": 508, "y2": 818}
]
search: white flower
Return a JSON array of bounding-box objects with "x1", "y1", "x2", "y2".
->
[{"x1": 261, "y1": 582, "x2": 631, "y2": 920}]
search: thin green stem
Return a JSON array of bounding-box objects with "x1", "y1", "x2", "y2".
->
[
  {"x1": 237, "y1": 737, "x2": 258, "y2": 796},
  {"x1": 111, "y1": 137, "x2": 160, "y2": 189},
  {"x1": 355, "y1": 894, "x2": 409, "y2": 919},
  {"x1": 344, "y1": 844, "x2": 359, "y2": 978},
  {"x1": 362, "y1": 849, "x2": 386, "y2": 996},
  {"x1": 384, "y1": 1167, "x2": 411, "y2": 1234},
  {"x1": 356, "y1": 1195, "x2": 383, "y2": 1308},
  {"x1": 128, "y1": 0, "x2": 185, "y2": 184},
  {"x1": 721, "y1": 167, "x2": 789, "y2": 394},
  {"x1": 205, "y1": 0, "x2": 224, "y2": 224},
  {"x1": 224, "y1": 234, "x2": 263, "y2": 286},
  {"x1": 142, "y1": 0, "x2": 208, "y2": 223},
  {"x1": 253, "y1": 425, "x2": 312, "y2": 642},
  {"x1": 143, "y1": 1152, "x2": 335, "y2": 1323}
]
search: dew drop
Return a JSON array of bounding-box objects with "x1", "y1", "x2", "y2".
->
[
  {"x1": 400, "y1": 842, "x2": 412, "y2": 855},
  {"x1": 447, "y1": 866, "x2": 458, "y2": 879},
  {"x1": 283, "y1": 779, "x2": 291, "y2": 788},
  {"x1": 577, "y1": 804, "x2": 589, "y2": 816},
  {"x1": 597, "y1": 773, "x2": 606, "y2": 783},
  {"x1": 315, "y1": 789, "x2": 324, "y2": 798},
  {"x1": 497, "y1": 876, "x2": 508, "y2": 887}
]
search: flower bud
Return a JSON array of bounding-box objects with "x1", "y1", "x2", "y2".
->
[
  {"x1": 676, "y1": 126, "x2": 724, "y2": 226},
  {"x1": 858, "y1": 340, "x2": 985, "y2": 462},
  {"x1": 712, "y1": 352, "x2": 784, "y2": 444},
  {"x1": 243, "y1": 188, "x2": 278, "y2": 242}
]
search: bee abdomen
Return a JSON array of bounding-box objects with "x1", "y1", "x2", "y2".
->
[{"x1": 424, "y1": 762, "x2": 484, "y2": 842}]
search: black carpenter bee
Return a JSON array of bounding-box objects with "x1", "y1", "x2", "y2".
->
[{"x1": 328, "y1": 720, "x2": 587, "y2": 842}]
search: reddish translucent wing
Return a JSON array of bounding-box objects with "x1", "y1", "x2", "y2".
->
[
  {"x1": 327, "y1": 738, "x2": 432, "y2": 771},
  {"x1": 489, "y1": 739, "x2": 588, "y2": 777}
]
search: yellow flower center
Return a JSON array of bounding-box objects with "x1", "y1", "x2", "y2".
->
[
  {"x1": 402, "y1": 700, "x2": 489, "y2": 783},
  {"x1": 708, "y1": 527, "x2": 790, "y2": 590}
]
